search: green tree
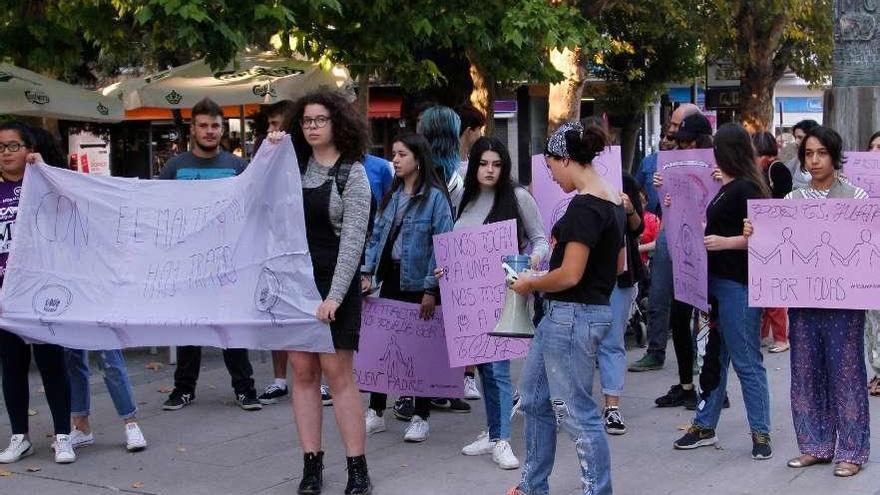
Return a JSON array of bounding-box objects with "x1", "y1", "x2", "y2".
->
[
  {"x1": 694, "y1": 0, "x2": 832, "y2": 132},
  {"x1": 593, "y1": 0, "x2": 703, "y2": 171}
]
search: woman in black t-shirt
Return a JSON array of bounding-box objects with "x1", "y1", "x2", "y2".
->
[
  {"x1": 506, "y1": 122, "x2": 624, "y2": 495},
  {"x1": 672, "y1": 123, "x2": 773, "y2": 460}
]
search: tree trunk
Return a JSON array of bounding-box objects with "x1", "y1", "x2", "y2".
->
[
  {"x1": 739, "y1": 68, "x2": 776, "y2": 133},
  {"x1": 467, "y1": 48, "x2": 495, "y2": 135},
  {"x1": 548, "y1": 47, "x2": 585, "y2": 135},
  {"x1": 357, "y1": 71, "x2": 370, "y2": 121},
  {"x1": 618, "y1": 111, "x2": 643, "y2": 173}
]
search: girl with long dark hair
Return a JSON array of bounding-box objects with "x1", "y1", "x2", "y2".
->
[
  {"x1": 507, "y1": 122, "x2": 625, "y2": 495},
  {"x1": 361, "y1": 133, "x2": 453, "y2": 444},
  {"x1": 446, "y1": 136, "x2": 548, "y2": 469},
  {"x1": 673, "y1": 123, "x2": 772, "y2": 460}
]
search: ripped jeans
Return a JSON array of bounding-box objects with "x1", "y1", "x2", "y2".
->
[{"x1": 517, "y1": 301, "x2": 612, "y2": 495}]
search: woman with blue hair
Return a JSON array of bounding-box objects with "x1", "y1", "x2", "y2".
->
[{"x1": 418, "y1": 106, "x2": 465, "y2": 211}]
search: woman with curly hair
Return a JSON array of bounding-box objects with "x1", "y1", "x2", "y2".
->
[{"x1": 276, "y1": 90, "x2": 373, "y2": 495}]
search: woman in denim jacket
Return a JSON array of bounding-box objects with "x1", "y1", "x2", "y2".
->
[{"x1": 361, "y1": 133, "x2": 453, "y2": 443}]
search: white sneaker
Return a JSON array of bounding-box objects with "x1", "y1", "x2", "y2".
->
[
  {"x1": 365, "y1": 409, "x2": 386, "y2": 435},
  {"x1": 125, "y1": 423, "x2": 147, "y2": 452},
  {"x1": 52, "y1": 434, "x2": 76, "y2": 464},
  {"x1": 464, "y1": 376, "x2": 481, "y2": 400},
  {"x1": 492, "y1": 440, "x2": 520, "y2": 469},
  {"x1": 403, "y1": 415, "x2": 429, "y2": 442},
  {"x1": 69, "y1": 429, "x2": 95, "y2": 449},
  {"x1": 461, "y1": 431, "x2": 495, "y2": 455},
  {"x1": 0, "y1": 435, "x2": 33, "y2": 463}
]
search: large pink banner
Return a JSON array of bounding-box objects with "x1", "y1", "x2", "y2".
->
[
  {"x1": 843, "y1": 151, "x2": 880, "y2": 198},
  {"x1": 530, "y1": 147, "x2": 622, "y2": 237},
  {"x1": 353, "y1": 298, "x2": 463, "y2": 397},
  {"x1": 432, "y1": 220, "x2": 529, "y2": 367},
  {"x1": 747, "y1": 199, "x2": 880, "y2": 309},
  {"x1": 658, "y1": 149, "x2": 720, "y2": 312}
]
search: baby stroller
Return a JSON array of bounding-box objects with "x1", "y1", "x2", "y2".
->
[{"x1": 625, "y1": 261, "x2": 651, "y2": 348}]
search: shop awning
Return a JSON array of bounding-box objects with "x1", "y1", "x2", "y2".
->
[
  {"x1": 368, "y1": 95, "x2": 402, "y2": 119},
  {"x1": 124, "y1": 104, "x2": 262, "y2": 121}
]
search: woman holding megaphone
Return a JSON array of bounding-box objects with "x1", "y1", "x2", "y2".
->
[{"x1": 505, "y1": 122, "x2": 625, "y2": 495}]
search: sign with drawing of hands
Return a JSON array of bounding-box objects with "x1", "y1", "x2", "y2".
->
[
  {"x1": 353, "y1": 298, "x2": 463, "y2": 397},
  {"x1": 748, "y1": 199, "x2": 880, "y2": 309}
]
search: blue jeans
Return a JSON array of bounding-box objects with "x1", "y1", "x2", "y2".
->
[
  {"x1": 694, "y1": 277, "x2": 769, "y2": 434},
  {"x1": 601, "y1": 284, "x2": 635, "y2": 396},
  {"x1": 67, "y1": 349, "x2": 138, "y2": 420},
  {"x1": 518, "y1": 301, "x2": 612, "y2": 495},
  {"x1": 646, "y1": 228, "x2": 673, "y2": 361},
  {"x1": 476, "y1": 360, "x2": 512, "y2": 440}
]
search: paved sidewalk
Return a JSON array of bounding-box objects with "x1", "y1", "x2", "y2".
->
[{"x1": 0, "y1": 345, "x2": 877, "y2": 495}]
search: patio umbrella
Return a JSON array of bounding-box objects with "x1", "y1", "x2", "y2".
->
[
  {"x1": 0, "y1": 64, "x2": 123, "y2": 122},
  {"x1": 102, "y1": 52, "x2": 352, "y2": 110}
]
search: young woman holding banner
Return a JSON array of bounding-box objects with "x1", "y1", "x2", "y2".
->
[
  {"x1": 360, "y1": 133, "x2": 453, "y2": 443},
  {"x1": 506, "y1": 121, "x2": 625, "y2": 495},
  {"x1": 0, "y1": 122, "x2": 75, "y2": 465},
  {"x1": 439, "y1": 136, "x2": 548, "y2": 470},
  {"x1": 672, "y1": 123, "x2": 772, "y2": 459},
  {"x1": 746, "y1": 126, "x2": 870, "y2": 477},
  {"x1": 272, "y1": 90, "x2": 373, "y2": 495}
]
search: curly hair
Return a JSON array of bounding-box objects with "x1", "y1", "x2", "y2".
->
[{"x1": 284, "y1": 90, "x2": 368, "y2": 165}]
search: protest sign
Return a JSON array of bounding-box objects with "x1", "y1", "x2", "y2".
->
[
  {"x1": 433, "y1": 219, "x2": 529, "y2": 367},
  {"x1": 0, "y1": 136, "x2": 333, "y2": 351},
  {"x1": 353, "y1": 298, "x2": 463, "y2": 397},
  {"x1": 531, "y1": 147, "x2": 623, "y2": 237},
  {"x1": 843, "y1": 151, "x2": 880, "y2": 198},
  {"x1": 658, "y1": 149, "x2": 720, "y2": 312},
  {"x1": 747, "y1": 198, "x2": 880, "y2": 309}
]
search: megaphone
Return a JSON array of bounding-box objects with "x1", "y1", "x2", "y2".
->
[{"x1": 488, "y1": 255, "x2": 536, "y2": 339}]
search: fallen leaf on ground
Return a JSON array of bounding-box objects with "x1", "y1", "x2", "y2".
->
[
  {"x1": 176, "y1": 446, "x2": 187, "y2": 452},
  {"x1": 145, "y1": 362, "x2": 162, "y2": 371},
  {"x1": 0, "y1": 469, "x2": 11, "y2": 477},
  {"x1": 208, "y1": 385, "x2": 216, "y2": 389},
  {"x1": 157, "y1": 386, "x2": 173, "y2": 393},
  {"x1": 131, "y1": 481, "x2": 144, "y2": 489},
  {"x1": 27, "y1": 409, "x2": 37, "y2": 416},
  {"x1": 676, "y1": 423, "x2": 691, "y2": 431},
  {"x1": 25, "y1": 466, "x2": 40, "y2": 472},
  {"x1": 45, "y1": 433, "x2": 53, "y2": 438}
]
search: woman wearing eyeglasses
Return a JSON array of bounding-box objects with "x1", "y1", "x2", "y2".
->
[
  {"x1": 0, "y1": 122, "x2": 76, "y2": 465},
  {"x1": 276, "y1": 90, "x2": 373, "y2": 495}
]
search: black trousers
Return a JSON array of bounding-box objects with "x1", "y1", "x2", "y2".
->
[
  {"x1": 173, "y1": 346, "x2": 255, "y2": 395},
  {"x1": 0, "y1": 329, "x2": 71, "y2": 435},
  {"x1": 670, "y1": 301, "x2": 695, "y2": 385},
  {"x1": 368, "y1": 260, "x2": 432, "y2": 419}
]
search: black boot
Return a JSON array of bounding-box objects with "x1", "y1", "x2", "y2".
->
[
  {"x1": 298, "y1": 451, "x2": 323, "y2": 495},
  {"x1": 344, "y1": 455, "x2": 372, "y2": 495}
]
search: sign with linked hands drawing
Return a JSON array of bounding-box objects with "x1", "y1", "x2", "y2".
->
[
  {"x1": 353, "y1": 298, "x2": 463, "y2": 397},
  {"x1": 747, "y1": 199, "x2": 880, "y2": 309}
]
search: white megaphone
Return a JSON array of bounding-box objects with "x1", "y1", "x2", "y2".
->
[{"x1": 488, "y1": 255, "x2": 536, "y2": 339}]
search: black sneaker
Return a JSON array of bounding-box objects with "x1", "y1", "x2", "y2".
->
[
  {"x1": 320, "y1": 385, "x2": 333, "y2": 406},
  {"x1": 162, "y1": 390, "x2": 195, "y2": 411},
  {"x1": 392, "y1": 396, "x2": 414, "y2": 421},
  {"x1": 673, "y1": 425, "x2": 718, "y2": 450},
  {"x1": 655, "y1": 385, "x2": 696, "y2": 408},
  {"x1": 685, "y1": 393, "x2": 730, "y2": 411},
  {"x1": 430, "y1": 398, "x2": 471, "y2": 413},
  {"x1": 751, "y1": 431, "x2": 773, "y2": 460},
  {"x1": 236, "y1": 391, "x2": 263, "y2": 411},
  {"x1": 603, "y1": 407, "x2": 627, "y2": 435},
  {"x1": 257, "y1": 383, "x2": 288, "y2": 405}
]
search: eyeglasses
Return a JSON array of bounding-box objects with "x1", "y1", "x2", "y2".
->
[
  {"x1": 0, "y1": 142, "x2": 24, "y2": 153},
  {"x1": 300, "y1": 116, "x2": 331, "y2": 129}
]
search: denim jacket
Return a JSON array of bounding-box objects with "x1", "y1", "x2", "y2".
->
[{"x1": 361, "y1": 184, "x2": 453, "y2": 292}]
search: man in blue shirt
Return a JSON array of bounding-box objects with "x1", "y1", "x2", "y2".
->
[{"x1": 159, "y1": 98, "x2": 261, "y2": 412}]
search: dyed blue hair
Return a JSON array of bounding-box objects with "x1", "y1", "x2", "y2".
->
[{"x1": 417, "y1": 106, "x2": 461, "y2": 182}]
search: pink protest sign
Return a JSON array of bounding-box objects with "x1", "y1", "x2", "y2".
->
[
  {"x1": 530, "y1": 147, "x2": 623, "y2": 237},
  {"x1": 843, "y1": 152, "x2": 880, "y2": 198},
  {"x1": 658, "y1": 149, "x2": 721, "y2": 312},
  {"x1": 353, "y1": 298, "x2": 463, "y2": 397},
  {"x1": 747, "y1": 199, "x2": 880, "y2": 310},
  {"x1": 432, "y1": 219, "x2": 530, "y2": 367}
]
